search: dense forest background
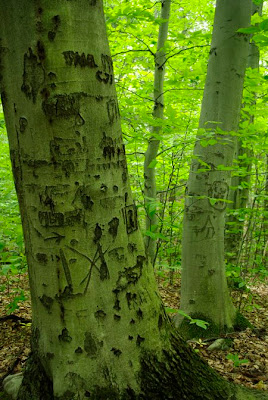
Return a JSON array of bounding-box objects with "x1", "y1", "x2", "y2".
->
[{"x1": 1, "y1": 0, "x2": 268, "y2": 395}]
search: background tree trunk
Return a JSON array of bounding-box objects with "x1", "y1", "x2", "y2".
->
[
  {"x1": 144, "y1": 0, "x2": 171, "y2": 264},
  {"x1": 225, "y1": 1, "x2": 263, "y2": 267},
  {"x1": 176, "y1": 0, "x2": 252, "y2": 337}
]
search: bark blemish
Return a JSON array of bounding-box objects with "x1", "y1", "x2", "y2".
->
[
  {"x1": 109, "y1": 247, "x2": 124, "y2": 262},
  {"x1": 37, "y1": 40, "x2": 45, "y2": 62},
  {"x1": 100, "y1": 183, "x2": 108, "y2": 192},
  {"x1": 42, "y1": 93, "x2": 85, "y2": 119},
  {"x1": 63, "y1": 51, "x2": 97, "y2": 68},
  {"x1": 48, "y1": 71, "x2": 56, "y2": 80},
  {"x1": 123, "y1": 204, "x2": 138, "y2": 234},
  {"x1": 48, "y1": 15, "x2": 61, "y2": 41},
  {"x1": 136, "y1": 335, "x2": 145, "y2": 346},
  {"x1": 108, "y1": 217, "x2": 119, "y2": 238},
  {"x1": 40, "y1": 87, "x2": 50, "y2": 100},
  {"x1": 21, "y1": 48, "x2": 45, "y2": 103},
  {"x1": 75, "y1": 347, "x2": 83, "y2": 354},
  {"x1": 19, "y1": 117, "x2": 28, "y2": 133},
  {"x1": 113, "y1": 298, "x2": 121, "y2": 311},
  {"x1": 75, "y1": 113, "x2": 85, "y2": 126},
  {"x1": 122, "y1": 171, "x2": 127, "y2": 183},
  {"x1": 115, "y1": 255, "x2": 144, "y2": 291},
  {"x1": 126, "y1": 292, "x2": 137, "y2": 309},
  {"x1": 111, "y1": 348, "x2": 122, "y2": 357},
  {"x1": 94, "y1": 223, "x2": 102, "y2": 242},
  {"x1": 36, "y1": 252, "x2": 48, "y2": 264},
  {"x1": 95, "y1": 310, "x2": 107, "y2": 319},
  {"x1": 58, "y1": 328, "x2": 72, "y2": 343},
  {"x1": 84, "y1": 332, "x2": 102, "y2": 358},
  {"x1": 136, "y1": 308, "x2": 143, "y2": 319},
  {"x1": 107, "y1": 99, "x2": 119, "y2": 124},
  {"x1": 208, "y1": 269, "x2": 216, "y2": 275},
  {"x1": 39, "y1": 294, "x2": 54, "y2": 311},
  {"x1": 128, "y1": 242, "x2": 137, "y2": 253}
]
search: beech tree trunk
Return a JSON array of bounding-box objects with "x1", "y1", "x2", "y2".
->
[
  {"x1": 176, "y1": 0, "x2": 252, "y2": 337},
  {"x1": 143, "y1": 0, "x2": 171, "y2": 264},
  {"x1": 225, "y1": 1, "x2": 262, "y2": 266},
  {"x1": 1, "y1": 1, "x2": 268, "y2": 399}
]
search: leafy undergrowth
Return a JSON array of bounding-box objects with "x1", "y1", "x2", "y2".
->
[
  {"x1": 159, "y1": 275, "x2": 268, "y2": 391},
  {"x1": 0, "y1": 272, "x2": 268, "y2": 393}
]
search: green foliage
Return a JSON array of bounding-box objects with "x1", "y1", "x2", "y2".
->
[
  {"x1": 226, "y1": 353, "x2": 249, "y2": 368},
  {"x1": 165, "y1": 307, "x2": 209, "y2": 330}
]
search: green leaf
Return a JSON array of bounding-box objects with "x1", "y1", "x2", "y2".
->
[
  {"x1": 190, "y1": 319, "x2": 209, "y2": 329},
  {"x1": 260, "y1": 19, "x2": 268, "y2": 31},
  {"x1": 237, "y1": 26, "x2": 260, "y2": 34}
]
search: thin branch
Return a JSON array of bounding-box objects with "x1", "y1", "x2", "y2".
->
[
  {"x1": 112, "y1": 49, "x2": 151, "y2": 58},
  {"x1": 159, "y1": 44, "x2": 210, "y2": 68}
]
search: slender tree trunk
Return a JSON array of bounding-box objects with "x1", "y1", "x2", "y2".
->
[
  {"x1": 176, "y1": 0, "x2": 251, "y2": 338},
  {"x1": 1, "y1": 1, "x2": 268, "y2": 400},
  {"x1": 144, "y1": 0, "x2": 171, "y2": 264},
  {"x1": 225, "y1": 1, "x2": 262, "y2": 266}
]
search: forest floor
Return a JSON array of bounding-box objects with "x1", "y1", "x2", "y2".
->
[{"x1": 0, "y1": 272, "x2": 268, "y2": 393}]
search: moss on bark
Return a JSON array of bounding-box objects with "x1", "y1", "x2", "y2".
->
[{"x1": 17, "y1": 353, "x2": 53, "y2": 400}]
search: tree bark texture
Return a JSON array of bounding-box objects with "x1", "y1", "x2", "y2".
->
[
  {"x1": 177, "y1": 0, "x2": 252, "y2": 335},
  {"x1": 225, "y1": 1, "x2": 262, "y2": 265},
  {"x1": 143, "y1": 0, "x2": 171, "y2": 264},
  {"x1": 1, "y1": 1, "x2": 267, "y2": 399}
]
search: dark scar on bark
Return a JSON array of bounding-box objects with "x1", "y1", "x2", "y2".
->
[
  {"x1": 36, "y1": 253, "x2": 48, "y2": 264},
  {"x1": 60, "y1": 249, "x2": 73, "y2": 287},
  {"x1": 48, "y1": 15, "x2": 61, "y2": 41},
  {"x1": 108, "y1": 217, "x2": 119, "y2": 238},
  {"x1": 111, "y1": 348, "x2": 122, "y2": 357},
  {"x1": 63, "y1": 51, "x2": 97, "y2": 68},
  {"x1": 95, "y1": 310, "x2": 107, "y2": 319},
  {"x1": 75, "y1": 347, "x2": 83, "y2": 354},
  {"x1": 21, "y1": 48, "x2": 45, "y2": 103},
  {"x1": 19, "y1": 117, "x2": 28, "y2": 133},
  {"x1": 94, "y1": 224, "x2": 102, "y2": 242},
  {"x1": 37, "y1": 40, "x2": 45, "y2": 62},
  {"x1": 58, "y1": 328, "x2": 72, "y2": 343},
  {"x1": 126, "y1": 292, "x2": 137, "y2": 309},
  {"x1": 136, "y1": 335, "x2": 145, "y2": 346},
  {"x1": 39, "y1": 294, "x2": 54, "y2": 312},
  {"x1": 123, "y1": 204, "x2": 138, "y2": 234}
]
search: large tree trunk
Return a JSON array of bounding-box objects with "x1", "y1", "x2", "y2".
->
[
  {"x1": 176, "y1": 0, "x2": 252, "y2": 337},
  {"x1": 143, "y1": 0, "x2": 171, "y2": 264},
  {"x1": 1, "y1": 1, "x2": 267, "y2": 399}
]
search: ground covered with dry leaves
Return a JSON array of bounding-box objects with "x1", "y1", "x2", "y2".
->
[{"x1": 0, "y1": 272, "x2": 268, "y2": 394}]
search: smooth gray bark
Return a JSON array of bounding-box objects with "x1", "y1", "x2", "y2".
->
[
  {"x1": 144, "y1": 0, "x2": 171, "y2": 264},
  {"x1": 177, "y1": 0, "x2": 252, "y2": 335},
  {"x1": 225, "y1": 1, "x2": 263, "y2": 266}
]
